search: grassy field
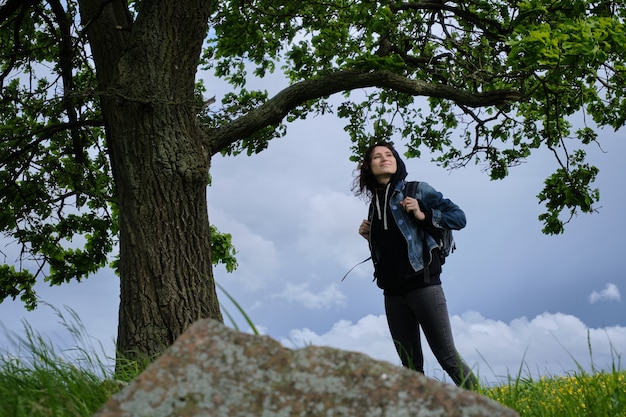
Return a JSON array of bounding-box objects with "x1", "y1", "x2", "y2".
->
[
  {"x1": 1, "y1": 307, "x2": 624, "y2": 417},
  {"x1": 486, "y1": 368, "x2": 625, "y2": 416}
]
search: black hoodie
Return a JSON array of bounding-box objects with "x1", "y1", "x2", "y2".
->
[{"x1": 370, "y1": 149, "x2": 441, "y2": 295}]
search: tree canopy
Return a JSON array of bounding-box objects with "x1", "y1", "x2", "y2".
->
[
  {"x1": 205, "y1": 0, "x2": 625, "y2": 232},
  {"x1": 1, "y1": 0, "x2": 624, "y2": 359}
]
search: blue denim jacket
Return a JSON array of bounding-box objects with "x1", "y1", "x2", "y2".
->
[{"x1": 368, "y1": 180, "x2": 466, "y2": 273}]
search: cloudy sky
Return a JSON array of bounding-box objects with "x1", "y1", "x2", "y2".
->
[{"x1": 1, "y1": 71, "x2": 625, "y2": 387}]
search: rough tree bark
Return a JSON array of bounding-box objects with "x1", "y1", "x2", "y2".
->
[{"x1": 79, "y1": 0, "x2": 221, "y2": 362}]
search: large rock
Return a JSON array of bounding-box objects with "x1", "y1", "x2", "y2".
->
[{"x1": 94, "y1": 319, "x2": 518, "y2": 417}]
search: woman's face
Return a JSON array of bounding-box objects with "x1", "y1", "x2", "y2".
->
[{"x1": 369, "y1": 146, "x2": 397, "y2": 184}]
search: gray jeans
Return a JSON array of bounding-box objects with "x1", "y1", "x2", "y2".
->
[{"x1": 384, "y1": 284, "x2": 479, "y2": 389}]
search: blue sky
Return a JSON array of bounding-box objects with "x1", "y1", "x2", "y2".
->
[{"x1": 1, "y1": 74, "x2": 625, "y2": 387}]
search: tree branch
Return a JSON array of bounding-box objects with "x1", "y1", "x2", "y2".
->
[
  {"x1": 0, "y1": 0, "x2": 39, "y2": 90},
  {"x1": 0, "y1": 0, "x2": 37, "y2": 22},
  {"x1": 390, "y1": 1, "x2": 507, "y2": 38},
  {"x1": 207, "y1": 69, "x2": 523, "y2": 154}
]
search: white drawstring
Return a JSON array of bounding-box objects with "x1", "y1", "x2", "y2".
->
[{"x1": 374, "y1": 183, "x2": 391, "y2": 230}]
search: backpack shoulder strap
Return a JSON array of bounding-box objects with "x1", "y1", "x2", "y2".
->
[{"x1": 405, "y1": 181, "x2": 419, "y2": 198}]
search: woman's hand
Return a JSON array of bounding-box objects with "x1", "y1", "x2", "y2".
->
[
  {"x1": 401, "y1": 197, "x2": 426, "y2": 221},
  {"x1": 358, "y1": 219, "x2": 370, "y2": 240}
]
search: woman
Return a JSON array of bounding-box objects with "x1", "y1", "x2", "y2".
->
[{"x1": 355, "y1": 141, "x2": 479, "y2": 390}]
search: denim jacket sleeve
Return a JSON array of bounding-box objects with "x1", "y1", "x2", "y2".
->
[{"x1": 414, "y1": 181, "x2": 466, "y2": 231}]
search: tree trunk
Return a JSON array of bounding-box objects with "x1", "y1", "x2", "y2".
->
[
  {"x1": 79, "y1": 0, "x2": 221, "y2": 363},
  {"x1": 107, "y1": 94, "x2": 222, "y2": 362}
]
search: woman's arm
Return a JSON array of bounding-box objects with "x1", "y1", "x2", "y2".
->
[{"x1": 419, "y1": 182, "x2": 466, "y2": 230}]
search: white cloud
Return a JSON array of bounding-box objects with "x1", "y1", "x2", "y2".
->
[
  {"x1": 588, "y1": 283, "x2": 621, "y2": 304},
  {"x1": 280, "y1": 311, "x2": 626, "y2": 386},
  {"x1": 282, "y1": 314, "x2": 394, "y2": 360},
  {"x1": 296, "y1": 189, "x2": 370, "y2": 269},
  {"x1": 274, "y1": 282, "x2": 347, "y2": 310}
]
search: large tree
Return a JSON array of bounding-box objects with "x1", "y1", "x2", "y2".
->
[{"x1": 1, "y1": 0, "x2": 624, "y2": 362}]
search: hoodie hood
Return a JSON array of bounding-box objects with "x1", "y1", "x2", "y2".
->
[{"x1": 388, "y1": 147, "x2": 408, "y2": 187}]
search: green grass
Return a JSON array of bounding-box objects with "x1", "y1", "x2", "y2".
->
[
  {"x1": 485, "y1": 371, "x2": 626, "y2": 416},
  {"x1": 0, "y1": 306, "x2": 121, "y2": 417},
  {"x1": 1, "y1": 306, "x2": 624, "y2": 417},
  {"x1": 480, "y1": 335, "x2": 626, "y2": 416}
]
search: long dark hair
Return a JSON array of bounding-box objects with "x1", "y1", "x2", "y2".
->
[{"x1": 353, "y1": 141, "x2": 408, "y2": 200}]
